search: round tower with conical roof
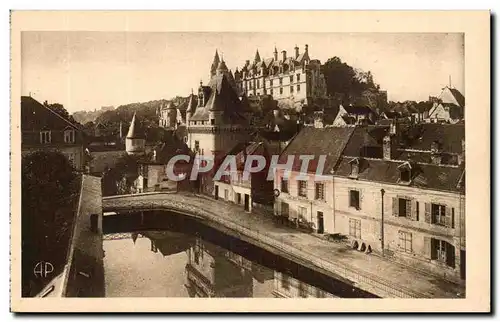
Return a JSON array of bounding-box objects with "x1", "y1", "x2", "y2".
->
[{"x1": 126, "y1": 112, "x2": 145, "y2": 155}]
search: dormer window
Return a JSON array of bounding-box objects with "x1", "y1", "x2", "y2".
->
[
  {"x1": 40, "y1": 130, "x2": 51, "y2": 144},
  {"x1": 398, "y1": 162, "x2": 412, "y2": 184},
  {"x1": 64, "y1": 129, "x2": 75, "y2": 143},
  {"x1": 348, "y1": 158, "x2": 361, "y2": 178}
]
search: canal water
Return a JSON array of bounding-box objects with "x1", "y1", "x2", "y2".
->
[{"x1": 103, "y1": 231, "x2": 338, "y2": 298}]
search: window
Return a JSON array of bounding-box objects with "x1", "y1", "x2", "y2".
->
[
  {"x1": 64, "y1": 129, "x2": 75, "y2": 143},
  {"x1": 349, "y1": 218, "x2": 361, "y2": 238},
  {"x1": 430, "y1": 238, "x2": 455, "y2": 268},
  {"x1": 281, "y1": 274, "x2": 290, "y2": 290},
  {"x1": 298, "y1": 180, "x2": 307, "y2": 197},
  {"x1": 279, "y1": 77, "x2": 283, "y2": 85},
  {"x1": 194, "y1": 140, "x2": 200, "y2": 152},
  {"x1": 257, "y1": 79, "x2": 260, "y2": 89},
  {"x1": 210, "y1": 119, "x2": 215, "y2": 125},
  {"x1": 431, "y1": 204, "x2": 446, "y2": 226},
  {"x1": 40, "y1": 130, "x2": 51, "y2": 144},
  {"x1": 297, "y1": 74, "x2": 301, "y2": 81},
  {"x1": 298, "y1": 206, "x2": 307, "y2": 220},
  {"x1": 400, "y1": 169, "x2": 411, "y2": 182},
  {"x1": 281, "y1": 177, "x2": 288, "y2": 193},
  {"x1": 290, "y1": 86, "x2": 294, "y2": 93},
  {"x1": 281, "y1": 202, "x2": 289, "y2": 217},
  {"x1": 315, "y1": 183, "x2": 325, "y2": 200},
  {"x1": 398, "y1": 231, "x2": 412, "y2": 253},
  {"x1": 224, "y1": 189, "x2": 228, "y2": 200},
  {"x1": 398, "y1": 198, "x2": 411, "y2": 217},
  {"x1": 349, "y1": 189, "x2": 360, "y2": 209},
  {"x1": 290, "y1": 75, "x2": 294, "y2": 83},
  {"x1": 270, "y1": 79, "x2": 273, "y2": 86},
  {"x1": 270, "y1": 89, "x2": 274, "y2": 96},
  {"x1": 279, "y1": 87, "x2": 283, "y2": 95},
  {"x1": 297, "y1": 84, "x2": 301, "y2": 92},
  {"x1": 299, "y1": 282, "x2": 307, "y2": 298},
  {"x1": 236, "y1": 193, "x2": 241, "y2": 204}
]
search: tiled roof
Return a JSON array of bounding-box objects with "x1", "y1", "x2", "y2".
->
[
  {"x1": 335, "y1": 156, "x2": 464, "y2": 193},
  {"x1": 89, "y1": 150, "x2": 128, "y2": 174},
  {"x1": 343, "y1": 105, "x2": 374, "y2": 115},
  {"x1": 342, "y1": 125, "x2": 389, "y2": 157},
  {"x1": 399, "y1": 123, "x2": 464, "y2": 154},
  {"x1": 126, "y1": 112, "x2": 145, "y2": 139},
  {"x1": 189, "y1": 107, "x2": 210, "y2": 121},
  {"x1": 279, "y1": 126, "x2": 355, "y2": 174},
  {"x1": 21, "y1": 96, "x2": 81, "y2": 131}
]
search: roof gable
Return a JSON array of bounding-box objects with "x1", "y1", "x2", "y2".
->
[{"x1": 279, "y1": 126, "x2": 355, "y2": 175}]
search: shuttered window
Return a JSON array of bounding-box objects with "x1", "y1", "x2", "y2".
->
[
  {"x1": 281, "y1": 178, "x2": 289, "y2": 193},
  {"x1": 398, "y1": 231, "x2": 412, "y2": 253},
  {"x1": 431, "y1": 204, "x2": 446, "y2": 226},
  {"x1": 349, "y1": 190, "x2": 360, "y2": 209},
  {"x1": 298, "y1": 180, "x2": 307, "y2": 197},
  {"x1": 392, "y1": 196, "x2": 419, "y2": 221},
  {"x1": 349, "y1": 218, "x2": 361, "y2": 238},
  {"x1": 430, "y1": 238, "x2": 456, "y2": 268},
  {"x1": 315, "y1": 183, "x2": 325, "y2": 200}
]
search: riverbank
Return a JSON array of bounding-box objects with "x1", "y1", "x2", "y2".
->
[{"x1": 103, "y1": 192, "x2": 465, "y2": 298}]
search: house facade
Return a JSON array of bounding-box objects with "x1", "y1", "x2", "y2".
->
[
  {"x1": 214, "y1": 140, "x2": 274, "y2": 212},
  {"x1": 21, "y1": 96, "x2": 85, "y2": 170},
  {"x1": 427, "y1": 86, "x2": 465, "y2": 123},
  {"x1": 331, "y1": 123, "x2": 466, "y2": 282},
  {"x1": 332, "y1": 105, "x2": 377, "y2": 127},
  {"x1": 233, "y1": 45, "x2": 327, "y2": 106},
  {"x1": 273, "y1": 126, "x2": 355, "y2": 234}
]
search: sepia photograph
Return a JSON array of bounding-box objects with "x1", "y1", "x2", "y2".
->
[{"x1": 10, "y1": 10, "x2": 490, "y2": 312}]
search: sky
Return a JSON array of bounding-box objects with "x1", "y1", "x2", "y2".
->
[{"x1": 21, "y1": 32, "x2": 464, "y2": 113}]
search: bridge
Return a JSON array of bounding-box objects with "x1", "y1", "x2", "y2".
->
[
  {"x1": 35, "y1": 175, "x2": 464, "y2": 299},
  {"x1": 101, "y1": 192, "x2": 464, "y2": 299}
]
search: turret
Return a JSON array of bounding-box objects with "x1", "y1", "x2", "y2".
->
[
  {"x1": 273, "y1": 46, "x2": 278, "y2": 61},
  {"x1": 254, "y1": 49, "x2": 261, "y2": 63},
  {"x1": 166, "y1": 101, "x2": 177, "y2": 129},
  {"x1": 210, "y1": 50, "x2": 220, "y2": 77},
  {"x1": 126, "y1": 112, "x2": 145, "y2": 156},
  {"x1": 216, "y1": 58, "x2": 229, "y2": 76},
  {"x1": 186, "y1": 89, "x2": 196, "y2": 125}
]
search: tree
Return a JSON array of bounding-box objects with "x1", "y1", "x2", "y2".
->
[
  {"x1": 46, "y1": 103, "x2": 79, "y2": 125},
  {"x1": 322, "y1": 56, "x2": 381, "y2": 106},
  {"x1": 21, "y1": 151, "x2": 80, "y2": 297}
]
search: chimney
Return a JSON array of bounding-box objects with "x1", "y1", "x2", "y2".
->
[
  {"x1": 430, "y1": 141, "x2": 442, "y2": 165},
  {"x1": 274, "y1": 47, "x2": 278, "y2": 60},
  {"x1": 281, "y1": 50, "x2": 287, "y2": 61},
  {"x1": 304, "y1": 44, "x2": 309, "y2": 55},
  {"x1": 382, "y1": 135, "x2": 394, "y2": 160},
  {"x1": 294, "y1": 45, "x2": 299, "y2": 59}
]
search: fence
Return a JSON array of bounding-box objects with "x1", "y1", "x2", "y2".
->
[{"x1": 103, "y1": 193, "x2": 431, "y2": 298}]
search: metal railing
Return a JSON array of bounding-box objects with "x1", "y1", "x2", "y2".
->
[{"x1": 103, "y1": 193, "x2": 434, "y2": 298}]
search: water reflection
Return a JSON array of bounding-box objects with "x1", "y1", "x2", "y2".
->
[{"x1": 103, "y1": 231, "x2": 336, "y2": 298}]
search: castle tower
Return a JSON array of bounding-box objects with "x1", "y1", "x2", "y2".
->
[
  {"x1": 125, "y1": 112, "x2": 145, "y2": 156},
  {"x1": 216, "y1": 58, "x2": 229, "y2": 76},
  {"x1": 165, "y1": 101, "x2": 178, "y2": 129},
  {"x1": 210, "y1": 50, "x2": 220, "y2": 77},
  {"x1": 186, "y1": 89, "x2": 197, "y2": 125}
]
